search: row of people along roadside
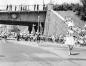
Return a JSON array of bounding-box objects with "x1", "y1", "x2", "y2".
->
[
  {"x1": 0, "y1": 24, "x2": 64, "y2": 43},
  {"x1": 1, "y1": 17, "x2": 86, "y2": 46},
  {"x1": 6, "y1": 4, "x2": 47, "y2": 11}
]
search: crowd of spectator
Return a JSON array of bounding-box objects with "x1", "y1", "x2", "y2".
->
[{"x1": 6, "y1": 4, "x2": 47, "y2": 11}]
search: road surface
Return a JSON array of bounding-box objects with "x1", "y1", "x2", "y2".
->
[{"x1": 0, "y1": 40, "x2": 86, "y2": 66}]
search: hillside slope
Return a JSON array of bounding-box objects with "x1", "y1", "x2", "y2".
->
[
  {"x1": 44, "y1": 10, "x2": 86, "y2": 36},
  {"x1": 44, "y1": 10, "x2": 67, "y2": 36}
]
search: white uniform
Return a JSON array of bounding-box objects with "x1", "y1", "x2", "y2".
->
[{"x1": 64, "y1": 36, "x2": 75, "y2": 45}]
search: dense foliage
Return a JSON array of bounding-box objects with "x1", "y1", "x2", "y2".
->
[
  {"x1": 78, "y1": 0, "x2": 86, "y2": 21},
  {"x1": 53, "y1": 3, "x2": 81, "y2": 11},
  {"x1": 53, "y1": 1, "x2": 86, "y2": 21}
]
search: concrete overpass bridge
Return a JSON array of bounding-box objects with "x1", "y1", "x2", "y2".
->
[
  {"x1": 0, "y1": 4, "x2": 54, "y2": 34},
  {"x1": 0, "y1": 10, "x2": 46, "y2": 26},
  {"x1": 0, "y1": 4, "x2": 49, "y2": 33},
  {"x1": 0, "y1": 4, "x2": 47, "y2": 25}
]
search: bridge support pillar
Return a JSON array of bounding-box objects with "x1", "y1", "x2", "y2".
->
[{"x1": 47, "y1": 1, "x2": 54, "y2": 10}]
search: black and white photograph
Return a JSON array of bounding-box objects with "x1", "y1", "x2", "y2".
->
[{"x1": 0, "y1": 0, "x2": 86, "y2": 66}]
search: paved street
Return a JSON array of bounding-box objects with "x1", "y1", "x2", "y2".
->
[{"x1": 0, "y1": 40, "x2": 86, "y2": 66}]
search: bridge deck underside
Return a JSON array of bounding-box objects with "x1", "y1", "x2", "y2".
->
[
  {"x1": 0, "y1": 20, "x2": 45, "y2": 33},
  {"x1": 0, "y1": 20, "x2": 44, "y2": 26}
]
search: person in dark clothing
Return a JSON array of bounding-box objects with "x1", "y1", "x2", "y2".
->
[
  {"x1": 34, "y1": 4, "x2": 36, "y2": 11},
  {"x1": 37, "y1": 33, "x2": 40, "y2": 42},
  {"x1": 37, "y1": 4, "x2": 39, "y2": 11},
  {"x1": 17, "y1": 34, "x2": 20, "y2": 41},
  {"x1": 43, "y1": 4, "x2": 45, "y2": 10},
  {"x1": 6, "y1": 5, "x2": 8, "y2": 10},
  {"x1": 15, "y1": 6, "x2": 17, "y2": 11}
]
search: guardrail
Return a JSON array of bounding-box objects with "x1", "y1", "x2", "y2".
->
[{"x1": 0, "y1": 4, "x2": 47, "y2": 11}]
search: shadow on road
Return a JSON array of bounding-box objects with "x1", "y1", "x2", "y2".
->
[
  {"x1": 68, "y1": 58, "x2": 86, "y2": 61},
  {"x1": 70, "y1": 53, "x2": 80, "y2": 55}
]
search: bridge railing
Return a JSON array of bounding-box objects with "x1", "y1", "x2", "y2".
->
[{"x1": 0, "y1": 4, "x2": 47, "y2": 12}]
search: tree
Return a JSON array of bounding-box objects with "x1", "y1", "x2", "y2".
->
[
  {"x1": 53, "y1": 3, "x2": 70, "y2": 11},
  {"x1": 62, "y1": 3, "x2": 68, "y2": 11},
  {"x1": 76, "y1": 0, "x2": 86, "y2": 21},
  {"x1": 53, "y1": 4, "x2": 60, "y2": 11},
  {"x1": 81, "y1": 0, "x2": 86, "y2": 7}
]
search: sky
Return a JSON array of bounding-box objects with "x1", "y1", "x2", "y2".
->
[
  {"x1": 0, "y1": 0, "x2": 82, "y2": 9},
  {"x1": 0, "y1": 0, "x2": 81, "y2": 5}
]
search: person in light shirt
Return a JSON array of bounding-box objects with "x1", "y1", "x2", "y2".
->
[
  {"x1": 67, "y1": 21, "x2": 74, "y2": 27},
  {"x1": 65, "y1": 17, "x2": 74, "y2": 27},
  {"x1": 64, "y1": 32, "x2": 76, "y2": 55}
]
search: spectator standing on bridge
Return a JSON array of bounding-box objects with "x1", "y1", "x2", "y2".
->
[
  {"x1": 7, "y1": 5, "x2": 12, "y2": 11},
  {"x1": 15, "y1": 6, "x2": 17, "y2": 11},
  {"x1": 9, "y1": 4, "x2": 12, "y2": 11},
  {"x1": 37, "y1": 4, "x2": 39, "y2": 11},
  {"x1": 43, "y1": 4, "x2": 45, "y2": 10},
  {"x1": 6, "y1": 5, "x2": 8, "y2": 10},
  {"x1": 34, "y1": 4, "x2": 36, "y2": 11},
  {"x1": 20, "y1": 5, "x2": 23, "y2": 11}
]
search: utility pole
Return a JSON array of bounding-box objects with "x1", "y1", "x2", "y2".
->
[{"x1": 38, "y1": 16, "x2": 40, "y2": 33}]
